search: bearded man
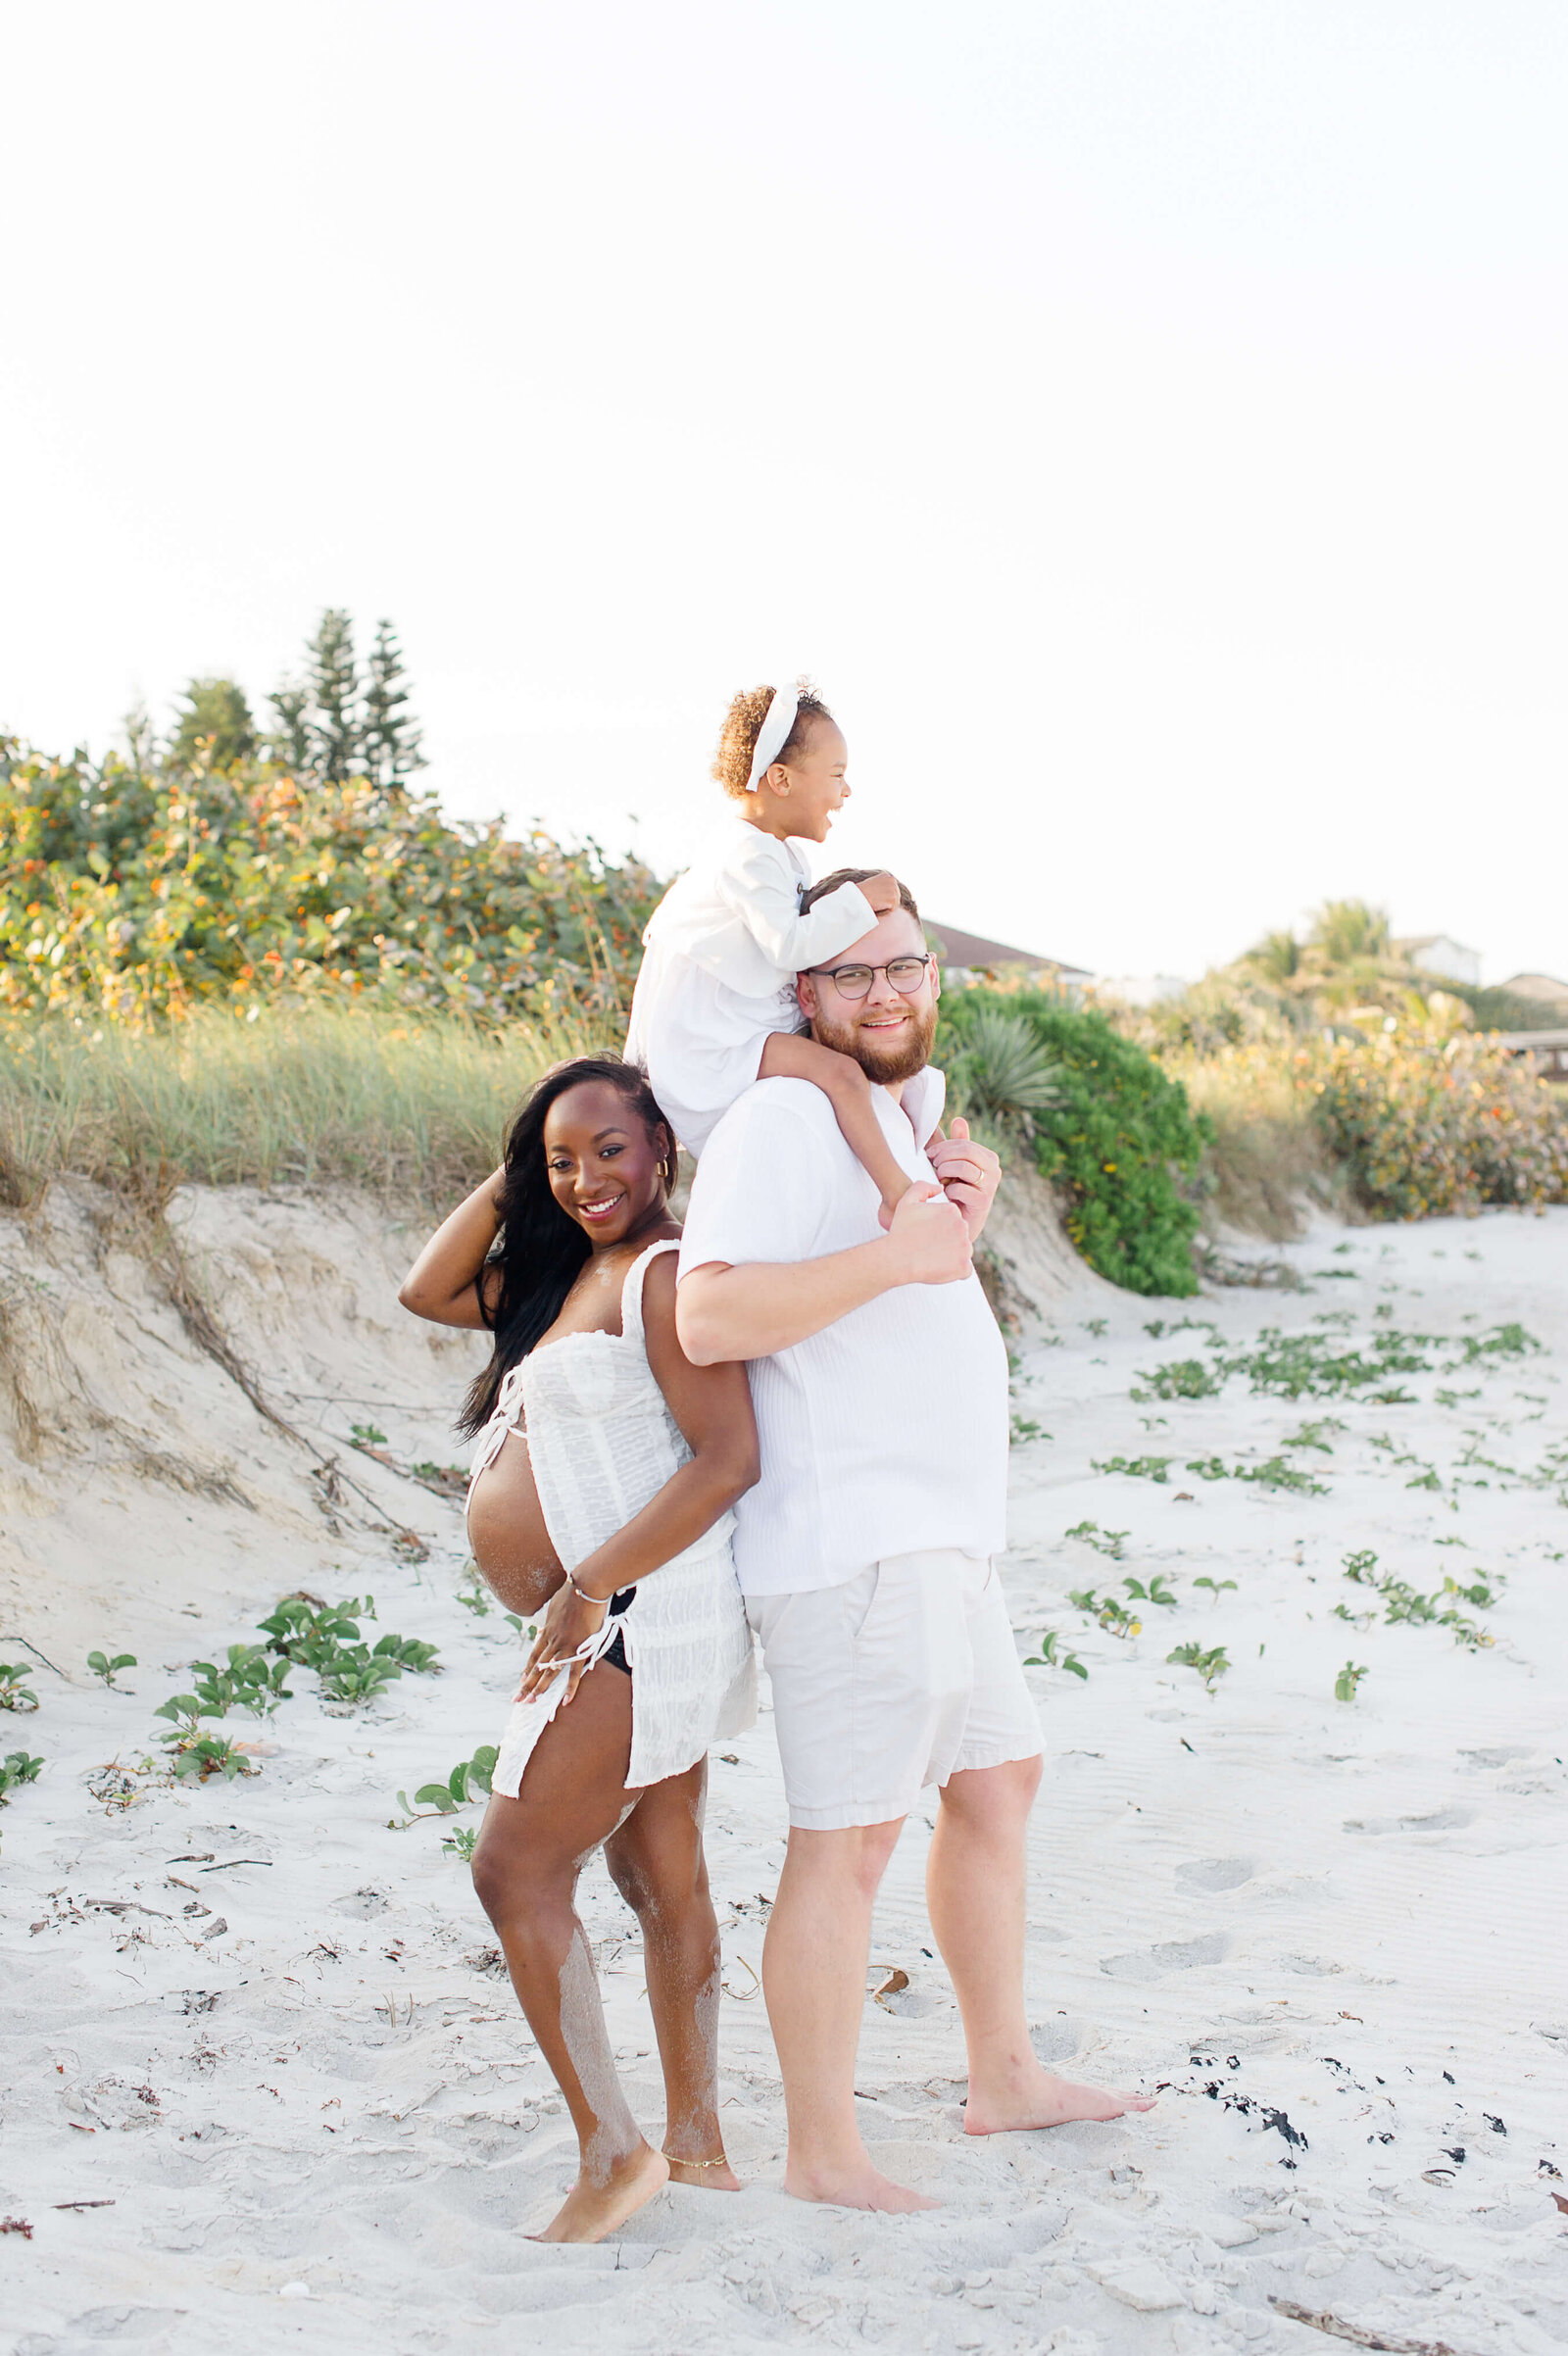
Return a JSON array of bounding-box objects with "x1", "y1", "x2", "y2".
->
[{"x1": 675, "y1": 869, "x2": 1152, "y2": 2212}]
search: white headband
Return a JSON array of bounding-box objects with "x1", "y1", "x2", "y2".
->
[{"x1": 746, "y1": 684, "x2": 800, "y2": 791}]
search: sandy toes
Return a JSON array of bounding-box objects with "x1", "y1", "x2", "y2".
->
[
  {"x1": 528, "y1": 2143, "x2": 670, "y2": 2241},
  {"x1": 964, "y1": 2073, "x2": 1156, "y2": 2135}
]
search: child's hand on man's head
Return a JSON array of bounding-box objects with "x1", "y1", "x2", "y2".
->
[{"x1": 858, "y1": 870, "x2": 900, "y2": 914}]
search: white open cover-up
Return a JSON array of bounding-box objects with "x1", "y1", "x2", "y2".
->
[{"x1": 474, "y1": 1240, "x2": 757, "y2": 1796}]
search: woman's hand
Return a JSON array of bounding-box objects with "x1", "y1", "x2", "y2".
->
[{"x1": 515, "y1": 1577, "x2": 609, "y2": 1708}]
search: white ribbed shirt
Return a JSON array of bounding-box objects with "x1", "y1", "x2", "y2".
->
[{"x1": 677, "y1": 1077, "x2": 1008, "y2": 1596}]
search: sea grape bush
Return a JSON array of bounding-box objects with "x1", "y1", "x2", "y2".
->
[
  {"x1": 0, "y1": 739, "x2": 661, "y2": 1027},
  {"x1": 1307, "y1": 1030, "x2": 1568, "y2": 1219}
]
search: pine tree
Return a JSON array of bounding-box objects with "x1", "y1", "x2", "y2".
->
[
  {"x1": 122, "y1": 697, "x2": 157, "y2": 773},
  {"x1": 170, "y1": 676, "x2": 256, "y2": 769},
  {"x1": 267, "y1": 681, "x2": 313, "y2": 774},
  {"x1": 362, "y1": 618, "x2": 426, "y2": 789},
  {"x1": 306, "y1": 609, "x2": 362, "y2": 782}
]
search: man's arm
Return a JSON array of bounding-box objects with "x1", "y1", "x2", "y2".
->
[{"x1": 677, "y1": 1184, "x2": 972, "y2": 1365}]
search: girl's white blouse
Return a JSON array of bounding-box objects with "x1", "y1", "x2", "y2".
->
[{"x1": 624, "y1": 822, "x2": 879, "y2": 1154}]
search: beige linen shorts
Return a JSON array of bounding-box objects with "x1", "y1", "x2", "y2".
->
[{"x1": 747, "y1": 1547, "x2": 1043, "y2": 1831}]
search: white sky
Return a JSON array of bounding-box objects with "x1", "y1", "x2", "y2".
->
[{"x1": 4, "y1": 1, "x2": 1566, "y2": 984}]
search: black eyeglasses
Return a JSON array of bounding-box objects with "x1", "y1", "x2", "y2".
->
[{"x1": 805, "y1": 954, "x2": 933, "y2": 1002}]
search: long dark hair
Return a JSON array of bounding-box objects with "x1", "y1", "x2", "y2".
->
[{"x1": 458, "y1": 1056, "x2": 677, "y2": 1438}]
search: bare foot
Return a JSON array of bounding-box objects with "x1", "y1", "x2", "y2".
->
[
  {"x1": 529, "y1": 2141, "x2": 669, "y2": 2242},
  {"x1": 964, "y1": 2070, "x2": 1155, "y2": 2135},
  {"x1": 663, "y1": 2151, "x2": 744, "y2": 2192},
  {"x1": 784, "y1": 2159, "x2": 941, "y2": 2212}
]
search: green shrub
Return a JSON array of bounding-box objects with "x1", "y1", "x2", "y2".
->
[
  {"x1": 1306, "y1": 1030, "x2": 1568, "y2": 1219},
  {"x1": 0, "y1": 738, "x2": 659, "y2": 1028},
  {"x1": 946, "y1": 993, "x2": 1209, "y2": 1295}
]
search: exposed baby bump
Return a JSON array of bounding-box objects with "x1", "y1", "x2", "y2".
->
[{"x1": 466, "y1": 1431, "x2": 564, "y2": 1618}]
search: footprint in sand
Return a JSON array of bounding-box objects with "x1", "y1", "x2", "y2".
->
[
  {"x1": 1174, "y1": 1857, "x2": 1255, "y2": 1892},
  {"x1": 1343, "y1": 1808, "x2": 1473, "y2": 1835},
  {"x1": 1100, "y1": 1932, "x2": 1230, "y2": 1981}
]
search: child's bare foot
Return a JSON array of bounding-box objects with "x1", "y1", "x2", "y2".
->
[
  {"x1": 963, "y1": 2070, "x2": 1155, "y2": 2135},
  {"x1": 663, "y1": 2148, "x2": 743, "y2": 2191},
  {"x1": 528, "y1": 2141, "x2": 669, "y2": 2241},
  {"x1": 784, "y1": 2158, "x2": 941, "y2": 2212}
]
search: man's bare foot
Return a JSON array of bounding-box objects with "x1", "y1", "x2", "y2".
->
[
  {"x1": 964, "y1": 2070, "x2": 1155, "y2": 2135},
  {"x1": 528, "y1": 2141, "x2": 669, "y2": 2241},
  {"x1": 784, "y1": 2158, "x2": 941, "y2": 2212},
  {"x1": 663, "y1": 2150, "x2": 743, "y2": 2191}
]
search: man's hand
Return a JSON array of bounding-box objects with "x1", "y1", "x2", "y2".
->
[
  {"x1": 885, "y1": 1180, "x2": 973, "y2": 1286},
  {"x1": 926, "y1": 1116, "x2": 1002, "y2": 1242},
  {"x1": 858, "y1": 869, "x2": 901, "y2": 915}
]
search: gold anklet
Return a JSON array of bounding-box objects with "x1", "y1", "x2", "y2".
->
[{"x1": 662, "y1": 2149, "x2": 728, "y2": 2169}]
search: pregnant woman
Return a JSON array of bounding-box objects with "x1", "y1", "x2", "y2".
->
[{"x1": 399, "y1": 1057, "x2": 758, "y2": 2242}]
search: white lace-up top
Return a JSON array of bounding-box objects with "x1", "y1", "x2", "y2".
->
[{"x1": 474, "y1": 1239, "x2": 757, "y2": 1794}]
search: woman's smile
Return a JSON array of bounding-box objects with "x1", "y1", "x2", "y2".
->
[{"x1": 578, "y1": 1192, "x2": 627, "y2": 1224}]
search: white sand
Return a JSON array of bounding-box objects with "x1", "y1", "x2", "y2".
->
[{"x1": 2, "y1": 1182, "x2": 1565, "y2": 2355}]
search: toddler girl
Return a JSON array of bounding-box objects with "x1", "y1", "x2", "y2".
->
[{"x1": 625, "y1": 681, "x2": 940, "y2": 1216}]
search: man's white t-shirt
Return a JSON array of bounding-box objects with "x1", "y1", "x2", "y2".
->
[{"x1": 676, "y1": 1075, "x2": 1009, "y2": 1597}]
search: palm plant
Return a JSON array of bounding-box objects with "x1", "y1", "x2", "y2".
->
[{"x1": 951, "y1": 1006, "x2": 1062, "y2": 1142}]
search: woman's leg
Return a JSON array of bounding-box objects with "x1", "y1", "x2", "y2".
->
[
  {"x1": 604, "y1": 1757, "x2": 741, "y2": 2191},
  {"x1": 469, "y1": 1664, "x2": 667, "y2": 2241}
]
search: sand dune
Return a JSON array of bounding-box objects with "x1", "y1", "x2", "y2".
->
[{"x1": 1, "y1": 1183, "x2": 1564, "y2": 2354}]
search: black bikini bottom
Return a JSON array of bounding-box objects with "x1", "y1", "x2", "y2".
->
[{"x1": 604, "y1": 1588, "x2": 633, "y2": 1676}]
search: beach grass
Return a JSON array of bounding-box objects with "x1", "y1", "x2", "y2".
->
[
  {"x1": 0, "y1": 1001, "x2": 612, "y2": 1210},
  {"x1": 1172, "y1": 1046, "x2": 1342, "y2": 1240}
]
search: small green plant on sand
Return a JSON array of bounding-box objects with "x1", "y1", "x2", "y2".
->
[
  {"x1": 170, "y1": 1734, "x2": 253, "y2": 1783},
  {"x1": 1167, "y1": 1641, "x2": 1230, "y2": 1693},
  {"x1": 1335, "y1": 1660, "x2": 1369, "y2": 1702},
  {"x1": 396, "y1": 1744, "x2": 500, "y2": 1823},
  {"x1": 1094, "y1": 1454, "x2": 1174, "y2": 1484},
  {"x1": 1193, "y1": 1576, "x2": 1238, "y2": 1602},
  {"x1": 0, "y1": 1749, "x2": 44, "y2": 1800},
  {"x1": 1010, "y1": 1414, "x2": 1051, "y2": 1446},
  {"x1": 87, "y1": 1649, "x2": 137, "y2": 1690},
  {"x1": 1133, "y1": 1358, "x2": 1223, "y2": 1403},
  {"x1": 351, "y1": 1422, "x2": 389, "y2": 1447},
  {"x1": 1281, "y1": 1418, "x2": 1345, "y2": 1453},
  {"x1": 1024, "y1": 1630, "x2": 1089, "y2": 1679},
  {"x1": 1070, "y1": 1588, "x2": 1141, "y2": 1638},
  {"x1": 1065, "y1": 1519, "x2": 1129, "y2": 1560},
  {"x1": 457, "y1": 1563, "x2": 492, "y2": 1615},
  {"x1": 0, "y1": 1663, "x2": 39, "y2": 1712},
  {"x1": 442, "y1": 1825, "x2": 480, "y2": 1861},
  {"x1": 1341, "y1": 1548, "x2": 1493, "y2": 1648},
  {"x1": 188, "y1": 1645, "x2": 293, "y2": 1718},
  {"x1": 1122, "y1": 1574, "x2": 1177, "y2": 1609},
  {"x1": 1184, "y1": 1454, "x2": 1329, "y2": 1496}
]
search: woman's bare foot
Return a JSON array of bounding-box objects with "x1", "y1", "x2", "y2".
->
[
  {"x1": 784, "y1": 2158, "x2": 941, "y2": 2212},
  {"x1": 663, "y1": 2150, "x2": 744, "y2": 2191},
  {"x1": 529, "y1": 2141, "x2": 670, "y2": 2241},
  {"x1": 964, "y1": 2068, "x2": 1155, "y2": 2135}
]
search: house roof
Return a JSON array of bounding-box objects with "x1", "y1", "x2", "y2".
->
[
  {"x1": 925, "y1": 920, "x2": 1091, "y2": 979},
  {"x1": 1497, "y1": 971, "x2": 1568, "y2": 1004}
]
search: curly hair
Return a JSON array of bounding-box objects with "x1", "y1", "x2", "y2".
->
[{"x1": 711, "y1": 678, "x2": 837, "y2": 800}]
